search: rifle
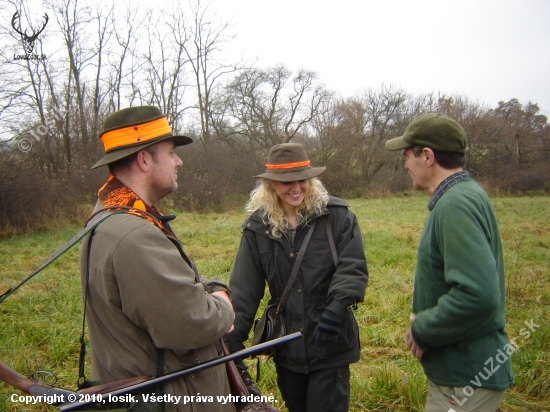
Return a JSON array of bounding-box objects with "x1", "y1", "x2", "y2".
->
[
  {"x1": 60, "y1": 332, "x2": 300, "y2": 411},
  {"x1": 0, "y1": 360, "x2": 74, "y2": 404},
  {"x1": 1, "y1": 332, "x2": 300, "y2": 410},
  {"x1": 0, "y1": 360, "x2": 149, "y2": 406},
  {"x1": 220, "y1": 339, "x2": 249, "y2": 398}
]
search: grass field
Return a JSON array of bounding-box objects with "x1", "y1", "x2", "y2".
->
[{"x1": 0, "y1": 195, "x2": 549, "y2": 411}]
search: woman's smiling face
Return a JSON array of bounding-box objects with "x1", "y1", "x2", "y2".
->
[{"x1": 272, "y1": 179, "x2": 310, "y2": 215}]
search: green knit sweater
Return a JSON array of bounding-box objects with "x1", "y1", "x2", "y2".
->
[{"x1": 411, "y1": 178, "x2": 514, "y2": 390}]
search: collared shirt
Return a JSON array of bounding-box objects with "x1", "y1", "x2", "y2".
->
[
  {"x1": 427, "y1": 170, "x2": 470, "y2": 211},
  {"x1": 285, "y1": 215, "x2": 304, "y2": 248}
]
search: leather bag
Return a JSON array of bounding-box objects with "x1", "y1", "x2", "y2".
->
[{"x1": 251, "y1": 304, "x2": 286, "y2": 356}]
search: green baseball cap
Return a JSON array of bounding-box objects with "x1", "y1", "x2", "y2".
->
[{"x1": 385, "y1": 113, "x2": 468, "y2": 153}]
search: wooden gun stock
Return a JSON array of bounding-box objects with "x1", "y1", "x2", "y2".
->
[
  {"x1": 220, "y1": 339, "x2": 249, "y2": 397},
  {"x1": 0, "y1": 359, "x2": 51, "y2": 395},
  {"x1": 60, "y1": 332, "x2": 301, "y2": 411},
  {"x1": 0, "y1": 359, "x2": 149, "y2": 405},
  {"x1": 1, "y1": 332, "x2": 302, "y2": 411},
  {"x1": 0, "y1": 360, "x2": 74, "y2": 404}
]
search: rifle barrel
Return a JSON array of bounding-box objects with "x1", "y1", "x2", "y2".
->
[{"x1": 60, "y1": 332, "x2": 301, "y2": 411}]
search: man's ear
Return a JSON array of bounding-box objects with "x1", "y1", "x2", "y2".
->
[
  {"x1": 422, "y1": 147, "x2": 436, "y2": 167},
  {"x1": 135, "y1": 149, "x2": 151, "y2": 172}
]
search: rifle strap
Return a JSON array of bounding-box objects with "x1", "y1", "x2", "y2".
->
[
  {"x1": 78, "y1": 209, "x2": 165, "y2": 393},
  {"x1": 0, "y1": 210, "x2": 123, "y2": 304},
  {"x1": 77, "y1": 228, "x2": 95, "y2": 389},
  {"x1": 0, "y1": 206, "x2": 167, "y2": 304}
]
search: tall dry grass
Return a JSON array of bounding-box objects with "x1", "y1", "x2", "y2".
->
[{"x1": 0, "y1": 195, "x2": 548, "y2": 411}]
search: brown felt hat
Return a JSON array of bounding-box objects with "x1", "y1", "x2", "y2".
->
[
  {"x1": 92, "y1": 106, "x2": 192, "y2": 169},
  {"x1": 254, "y1": 143, "x2": 326, "y2": 182}
]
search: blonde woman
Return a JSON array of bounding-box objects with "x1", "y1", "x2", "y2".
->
[{"x1": 226, "y1": 143, "x2": 368, "y2": 412}]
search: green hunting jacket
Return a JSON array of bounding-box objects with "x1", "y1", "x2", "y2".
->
[
  {"x1": 226, "y1": 197, "x2": 368, "y2": 373},
  {"x1": 411, "y1": 178, "x2": 514, "y2": 390},
  {"x1": 80, "y1": 203, "x2": 236, "y2": 412}
]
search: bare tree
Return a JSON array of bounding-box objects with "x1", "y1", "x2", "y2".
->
[
  {"x1": 340, "y1": 85, "x2": 410, "y2": 185},
  {"x1": 134, "y1": 4, "x2": 193, "y2": 133},
  {"x1": 104, "y1": 3, "x2": 142, "y2": 112},
  {"x1": 182, "y1": 0, "x2": 241, "y2": 145},
  {"x1": 492, "y1": 99, "x2": 547, "y2": 166},
  {"x1": 219, "y1": 65, "x2": 333, "y2": 151}
]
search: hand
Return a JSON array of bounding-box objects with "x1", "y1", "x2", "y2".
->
[
  {"x1": 406, "y1": 313, "x2": 425, "y2": 360},
  {"x1": 314, "y1": 309, "x2": 341, "y2": 347},
  {"x1": 212, "y1": 290, "x2": 233, "y2": 307},
  {"x1": 212, "y1": 290, "x2": 234, "y2": 333}
]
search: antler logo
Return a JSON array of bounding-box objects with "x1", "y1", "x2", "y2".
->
[{"x1": 11, "y1": 11, "x2": 49, "y2": 55}]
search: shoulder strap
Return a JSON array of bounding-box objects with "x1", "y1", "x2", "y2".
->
[
  {"x1": 277, "y1": 219, "x2": 317, "y2": 314},
  {"x1": 87, "y1": 206, "x2": 163, "y2": 228},
  {"x1": 78, "y1": 210, "x2": 165, "y2": 390},
  {"x1": 325, "y1": 214, "x2": 339, "y2": 267},
  {"x1": 77, "y1": 228, "x2": 96, "y2": 389},
  {"x1": 0, "y1": 210, "x2": 123, "y2": 304}
]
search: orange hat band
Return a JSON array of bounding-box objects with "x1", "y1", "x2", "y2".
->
[
  {"x1": 266, "y1": 160, "x2": 310, "y2": 170},
  {"x1": 101, "y1": 117, "x2": 172, "y2": 152},
  {"x1": 265, "y1": 160, "x2": 310, "y2": 169}
]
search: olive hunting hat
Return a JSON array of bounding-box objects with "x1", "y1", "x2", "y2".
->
[
  {"x1": 385, "y1": 113, "x2": 468, "y2": 154},
  {"x1": 254, "y1": 143, "x2": 326, "y2": 182},
  {"x1": 92, "y1": 106, "x2": 193, "y2": 169}
]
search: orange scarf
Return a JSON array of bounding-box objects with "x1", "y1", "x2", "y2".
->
[{"x1": 98, "y1": 175, "x2": 177, "y2": 239}]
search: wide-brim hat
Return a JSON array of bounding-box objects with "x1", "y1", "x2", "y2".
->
[
  {"x1": 385, "y1": 113, "x2": 468, "y2": 154},
  {"x1": 92, "y1": 106, "x2": 193, "y2": 169},
  {"x1": 254, "y1": 143, "x2": 325, "y2": 182}
]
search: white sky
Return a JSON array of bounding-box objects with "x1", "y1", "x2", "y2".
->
[
  {"x1": 10, "y1": 0, "x2": 550, "y2": 115},
  {"x1": 208, "y1": 0, "x2": 550, "y2": 114}
]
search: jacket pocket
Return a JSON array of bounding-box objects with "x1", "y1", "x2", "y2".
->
[
  {"x1": 305, "y1": 296, "x2": 326, "y2": 322},
  {"x1": 306, "y1": 298, "x2": 358, "y2": 360}
]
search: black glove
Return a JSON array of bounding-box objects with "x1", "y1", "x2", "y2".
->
[{"x1": 314, "y1": 309, "x2": 341, "y2": 347}]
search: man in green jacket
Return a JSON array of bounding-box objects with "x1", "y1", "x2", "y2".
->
[
  {"x1": 81, "y1": 106, "x2": 236, "y2": 412},
  {"x1": 385, "y1": 113, "x2": 514, "y2": 412}
]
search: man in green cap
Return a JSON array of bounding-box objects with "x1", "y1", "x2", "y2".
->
[
  {"x1": 386, "y1": 113, "x2": 514, "y2": 411},
  {"x1": 81, "y1": 106, "x2": 236, "y2": 412}
]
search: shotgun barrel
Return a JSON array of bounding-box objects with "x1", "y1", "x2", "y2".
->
[{"x1": 59, "y1": 332, "x2": 301, "y2": 411}]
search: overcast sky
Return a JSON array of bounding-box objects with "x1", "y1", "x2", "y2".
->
[
  {"x1": 9, "y1": 0, "x2": 550, "y2": 116},
  {"x1": 209, "y1": 0, "x2": 550, "y2": 115}
]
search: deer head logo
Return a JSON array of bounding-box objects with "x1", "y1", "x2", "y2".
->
[{"x1": 11, "y1": 11, "x2": 49, "y2": 55}]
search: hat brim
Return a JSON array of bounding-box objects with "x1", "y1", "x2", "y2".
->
[
  {"x1": 385, "y1": 136, "x2": 411, "y2": 151},
  {"x1": 254, "y1": 166, "x2": 326, "y2": 182},
  {"x1": 92, "y1": 134, "x2": 192, "y2": 169}
]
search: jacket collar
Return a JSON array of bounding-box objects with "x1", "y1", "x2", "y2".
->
[{"x1": 243, "y1": 196, "x2": 347, "y2": 237}]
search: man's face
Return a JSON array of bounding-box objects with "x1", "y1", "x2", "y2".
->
[
  {"x1": 403, "y1": 147, "x2": 430, "y2": 192},
  {"x1": 147, "y1": 140, "x2": 183, "y2": 203}
]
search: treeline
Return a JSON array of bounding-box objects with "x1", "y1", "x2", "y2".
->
[{"x1": 0, "y1": 0, "x2": 549, "y2": 235}]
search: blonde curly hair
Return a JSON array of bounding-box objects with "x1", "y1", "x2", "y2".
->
[{"x1": 245, "y1": 177, "x2": 329, "y2": 238}]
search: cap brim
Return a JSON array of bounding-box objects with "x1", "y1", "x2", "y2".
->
[
  {"x1": 92, "y1": 134, "x2": 192, "y2": 169},
  {"x1": 385, "y1": 136, "x2": 411, "y2": 151},
  {"x1": 254, "y1": 167, "x2": 326, "y2": 182}
]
